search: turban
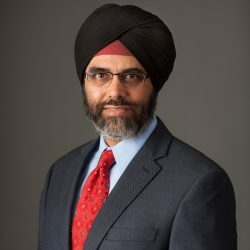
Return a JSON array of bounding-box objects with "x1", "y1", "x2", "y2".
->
[{"x1": 75, "y1": 4, "x2": 176, "y2": 92}]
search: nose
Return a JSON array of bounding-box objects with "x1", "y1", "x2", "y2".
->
[{"x1": 107, "y1": 75, "x2": 127, "y2": 99}]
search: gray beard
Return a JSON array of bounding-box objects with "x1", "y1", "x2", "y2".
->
[
  {"x1": 83, "y1": 91, "x2": 157, "y2": 141},
  {"x1": 93, "y1": 115, "x2": 148, "y2": 141}
]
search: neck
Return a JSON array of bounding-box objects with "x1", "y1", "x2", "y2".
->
[{"x1": 104, "y1": 138, "x2": 121, "y2": 147}]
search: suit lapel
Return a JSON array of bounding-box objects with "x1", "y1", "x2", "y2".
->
[
  {"x1": 85, "y1": 118, "x2": 173, "y2": 249},
  {"x1": 57, "y1": 139, "x2": 99, "y2": 249}
]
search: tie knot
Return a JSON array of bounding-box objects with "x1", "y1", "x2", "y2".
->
[{"x1": 98, "y1": 150, "x2": 115, "y2": 171}]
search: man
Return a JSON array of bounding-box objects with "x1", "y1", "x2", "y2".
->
[{"x1": 38, "y1": 4, "x2": 237, "y2": 250}]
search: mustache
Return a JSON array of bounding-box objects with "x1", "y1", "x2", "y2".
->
[
  {"x1": 94, "y1": 98, "x2": 136, "y2": 116},
  {"x1": 102, "y1": 98, "x2": 135, "y2": 107}
]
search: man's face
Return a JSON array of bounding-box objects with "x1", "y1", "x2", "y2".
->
[{"x1": 83, "y1": 54, "x2": 157, "y2": 143}]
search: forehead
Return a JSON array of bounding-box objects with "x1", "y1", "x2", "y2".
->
[{"x1": 86, "y1": 55, "x2": 146, "y2": 72}]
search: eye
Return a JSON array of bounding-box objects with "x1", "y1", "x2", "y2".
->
[
  {"x1": 94, "y1": 73, "x2": 107, "y2": 79},
  {"x1": 123, "y1": 73, "x2": 145, "y2": 82},
  {"x1": 125, "y1": 73, "x2": 137, "y2": 79}
]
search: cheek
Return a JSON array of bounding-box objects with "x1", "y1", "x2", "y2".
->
[
  {"x1": 131, "y1": 86, "x2": 153, "y2": 103},
  {"x1": 84, "y1": 85, "x2": 103, "y2": 104}
]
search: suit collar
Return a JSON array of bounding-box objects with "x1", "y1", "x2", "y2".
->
[{"x1": 144, "y1": 116, "x2": 173, "y2": 160}]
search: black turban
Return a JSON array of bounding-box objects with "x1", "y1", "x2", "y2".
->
[{"x1": 75, "y1": 4, "x2": 176, "y2": 92}]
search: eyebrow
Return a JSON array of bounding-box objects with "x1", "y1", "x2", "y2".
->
[
  {"x1": 87, "y1": 67, "x2": 146, "y2": 74},
  {"x1": 87, "y1": 67, "x2": 107, "y2": 72}
]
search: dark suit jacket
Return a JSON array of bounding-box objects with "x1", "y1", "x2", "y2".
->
[{"x1": 38, "y1": 118, "x2": 237, "y2": 250}]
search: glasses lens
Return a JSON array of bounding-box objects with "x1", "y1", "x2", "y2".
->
[
  {"x1": 87, "y1": 72, "x2": 112, "y2": 86},
  {"x1": 121, "y1": 73, "x2": 145, "y2": 85}
]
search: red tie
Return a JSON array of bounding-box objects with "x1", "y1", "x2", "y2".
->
[{"x1": 71, "y1": 149, "x2": 115, "y2": 250}]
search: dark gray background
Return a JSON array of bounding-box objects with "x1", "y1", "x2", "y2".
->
[{"x1": 1, "y1": 0, "x2": 249, "y2": 249}]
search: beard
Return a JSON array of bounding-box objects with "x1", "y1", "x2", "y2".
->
[{"x1": 83, "y1": 90, "x2": 157, "y2": 141}]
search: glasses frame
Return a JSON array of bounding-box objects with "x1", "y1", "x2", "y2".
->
[{"x1": 84, "y1": 71, "x2": 149, "y2": 87}]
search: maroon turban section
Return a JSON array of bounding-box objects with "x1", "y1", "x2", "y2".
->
[
  {"x1": 75, "y1": 4, "x2": 176, "y2": 92},
  {"x1": 95, "y1": 40, "x2": 132, "y2": 56}
]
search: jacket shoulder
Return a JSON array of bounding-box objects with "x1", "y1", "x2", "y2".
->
[{"x1": 166, "y1": 136, "x2": 227, "y2": 177}]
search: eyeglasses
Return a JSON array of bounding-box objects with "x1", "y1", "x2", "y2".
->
[{"x1": 84, "y1": 71, "x2": 149, "y2": 87}]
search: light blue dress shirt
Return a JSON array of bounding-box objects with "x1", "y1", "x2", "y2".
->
[{"x1": 81, "y1": 116, "x2": 157, "y2": 194}]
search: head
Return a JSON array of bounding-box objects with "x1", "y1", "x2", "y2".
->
[
  {"x1": 75, "y1": 4, "x2": 176, "y2": 145},
  {"x1": 83, "y1": 53, "x2": 157, "y2": 144}
]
